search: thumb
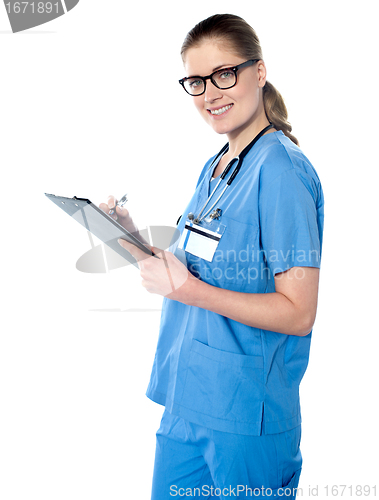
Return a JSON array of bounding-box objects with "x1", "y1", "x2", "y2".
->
[
  {"x1": 118, "y1": 238, "x2": 156, "y2": 262},
  {"x1": 150, "y1": 245, "x2": 164, "y2": 258}
]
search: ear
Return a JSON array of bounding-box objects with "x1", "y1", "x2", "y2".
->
[{"x1": 257, "y1": 60, "x2": 267, "y2": 88}]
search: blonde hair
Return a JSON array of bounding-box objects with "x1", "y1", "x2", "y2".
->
[{"x1": 181, "y1": 14, "x2": 299, "y2": 146}]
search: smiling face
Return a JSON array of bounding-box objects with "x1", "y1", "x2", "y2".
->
[{"x1": 183, "y1": 40, "x2": 269, "y2": 145}]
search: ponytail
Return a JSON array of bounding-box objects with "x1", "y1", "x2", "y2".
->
[{"x1": 263, "y1": 81, "x2": 299, "y2": 146}]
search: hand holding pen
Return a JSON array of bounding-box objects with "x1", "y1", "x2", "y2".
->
[
  {"x1": 99, "y1": 194, "x2": 133, "y2": 229},
  {"x1": 108, "y1": 194, "x2": 128, "y2": 217},
  {"x1": 99, "y1": 194, "x2": 149, "y2": 246}
]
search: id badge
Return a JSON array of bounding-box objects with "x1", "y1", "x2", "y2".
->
[{"x1": 178, "y1": 218, "x2": 226, "y2": 262}]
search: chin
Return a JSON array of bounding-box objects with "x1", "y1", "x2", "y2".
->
[{"x1": 208, "y1": 121, "x2": 233, "y2": 135}]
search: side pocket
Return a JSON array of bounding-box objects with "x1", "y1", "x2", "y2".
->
[
  {"x1": 268, "y1": 468, "x2": 302, "y2": 499},
  {"x1": 180, "y1": 340, "x2": 264, "y2": 424}
]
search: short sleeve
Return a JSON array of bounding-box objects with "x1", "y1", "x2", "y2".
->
[{"x1": 259, "y1": 168, "x2": 323, "y2": 277}]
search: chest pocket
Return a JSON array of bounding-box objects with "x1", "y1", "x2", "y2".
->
[{"x1": 186, "y1": 216, "x2": 267, "y2": 293}]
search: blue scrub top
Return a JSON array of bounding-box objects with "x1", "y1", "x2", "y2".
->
[{"x1": 146, "y1": 130, "x2": 324, "y2": 436}]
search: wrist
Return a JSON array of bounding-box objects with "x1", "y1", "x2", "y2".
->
[{"x1": 178, "y1": 273, "x2": 207, "y2": 307}]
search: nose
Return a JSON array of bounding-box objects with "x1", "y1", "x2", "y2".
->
[{"x1": 204, "y1": 80, "x2": 223, "y2": 103}]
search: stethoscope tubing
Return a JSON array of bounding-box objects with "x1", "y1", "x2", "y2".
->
[
  {"x1": 195, "y1": 159, "x2": 238, "y2": 223},
  {"x1": 193, "y1": 123, "x2": 273, "y2": 224}
]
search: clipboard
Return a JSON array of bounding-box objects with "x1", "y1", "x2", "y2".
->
[{"x1": 45, "y1": 193, "x2": 154, "y2": 268}]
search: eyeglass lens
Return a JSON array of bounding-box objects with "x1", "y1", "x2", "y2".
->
[{"x1": 184, "y1": 68, "x2": 236, "y2": 96}]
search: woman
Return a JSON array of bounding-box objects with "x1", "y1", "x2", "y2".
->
[{"x1": 102, "y1": 13, "x2": 324, "y2": 500}]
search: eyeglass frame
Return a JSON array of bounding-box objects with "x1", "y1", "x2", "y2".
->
[{"x1": 178, "y1": 59, "x2": 260, "y2": 96}]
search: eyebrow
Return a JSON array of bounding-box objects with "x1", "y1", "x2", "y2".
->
[
  {"x1": 187, "y1": 63, "x2": 234, "y2": 79},
  {"x1": 212, "y1": 63, "x2": 234, "y2": 72}
]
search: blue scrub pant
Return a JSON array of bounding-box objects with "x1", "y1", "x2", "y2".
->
[{"x1": 151, "y1": 410, "x2": 302, "y2": 499}]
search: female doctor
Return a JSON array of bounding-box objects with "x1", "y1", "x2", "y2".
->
[{"x1": 101, "y1": 13, "x2": 324, "y2": 500}]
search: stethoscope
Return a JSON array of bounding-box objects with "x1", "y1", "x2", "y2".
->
[{"x1": 187, "y1": 123, "x2": 274, "y2": 224}]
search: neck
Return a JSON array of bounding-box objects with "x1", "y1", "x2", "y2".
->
[{"x1": 226, "y1": 115, "x2": 273, "y2": 159}]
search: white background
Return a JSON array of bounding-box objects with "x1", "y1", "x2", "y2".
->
[{"x1": 1, "y1": 0, "x2": 378, "y2": 498}]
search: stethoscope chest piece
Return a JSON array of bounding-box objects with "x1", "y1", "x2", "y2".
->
[
  {"x1": 187, "y1": 208, "x2": 222, "y2": 227},
  {"x1": 209, "y1": 208, "x2": 222, "y2": 220}
]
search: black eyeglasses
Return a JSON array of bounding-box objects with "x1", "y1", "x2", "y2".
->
[{"x1": 179, "y1": 59, "x2": 259, "y2": 96}]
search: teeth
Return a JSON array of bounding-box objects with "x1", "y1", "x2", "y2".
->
[{"x1": 210, "y1": 104, "x2": 232, "y2": 115}]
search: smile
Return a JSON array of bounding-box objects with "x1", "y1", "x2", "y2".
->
[{"x1": 209, "y1": 104, "x2": 233, "y2": 116}]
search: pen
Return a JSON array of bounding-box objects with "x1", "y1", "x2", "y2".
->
[{"x1": 109, "y1": 194, "x2": 128, "y2": 216}]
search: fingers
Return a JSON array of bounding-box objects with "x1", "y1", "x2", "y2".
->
[
  {"x1": 115, "y1": 205, "x2": 131, "y2": 221},
  {"x1": 99, "y1": 195, "x2": 127, "y2": 222},
  {"x1": 107, "y1": 195, "x2": 119, "y2": 220},
  {"x1": 118, "y1": 238, "x2": 154, "y2": 263},
  {"x1": 99, "y1": 195, "x2": 117, "y2": 220},
  {"x1": 137, "y1": 248, "x2": 190, "y2": 298},
  {"x1": 150, "y1": 246, "x2": 164, "y2": 258},
  {"x1": 118, "y1": 237, "x2": 138, "y2": 256},
  {"x1": 99, "y1": 202, "x2": 113, "y2": 217},
  {"x1": 100, "y1": 195, "x2": 117, "y2": 219},
  {"x1": 99, "y1": 202, "x2": 109, "y2": 212},
  {"x1": 139, "y1": 250, "x2": 175, "y2": 297},
  {"x1": 107, "y1": 195, "x2": 116, "y2": 207}
]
